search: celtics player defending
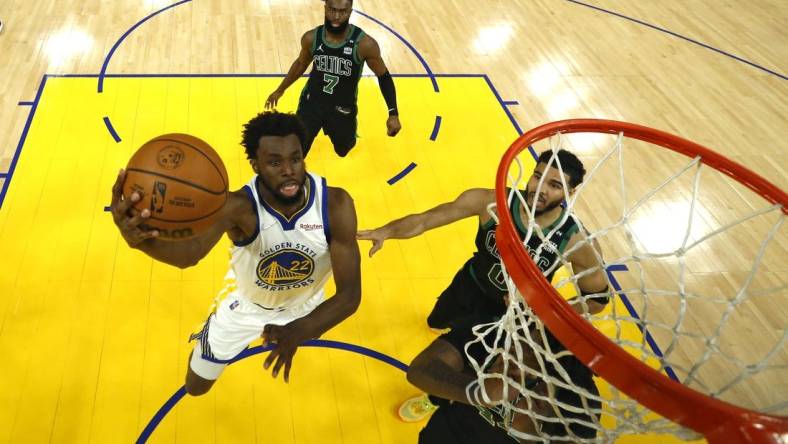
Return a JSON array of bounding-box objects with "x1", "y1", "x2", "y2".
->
[
  {"x1": 357, "y1": 150, "x2": 610, "y2": 428},
  {"x1": 265, "y1": 0, "x2": 401, "y2": 157},
  {"x1": 110, "y1": 112, "x2": 361, "y2": 394}
]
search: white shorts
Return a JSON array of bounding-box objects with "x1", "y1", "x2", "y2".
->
[{"x1": 189, "y1": 291, "x2": 325, "y2": 380}]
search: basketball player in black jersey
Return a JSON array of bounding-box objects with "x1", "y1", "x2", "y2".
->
[
  {"x1": 358, "y1": 149, "x2": 610, "y2": 436},
  {"x1": 358, "y1": 149, "x2": 610, "y2": 327},
  {"x1": 265, "y1": 0, "x2": 401, "y2": 157}
]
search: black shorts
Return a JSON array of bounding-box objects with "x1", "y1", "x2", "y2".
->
[
  {"x1": 427, "y1": 263, "x2": 506, "y2": 330},
  {"x1": 296, "y1": 95, "x2": 357, "y2": 157}
]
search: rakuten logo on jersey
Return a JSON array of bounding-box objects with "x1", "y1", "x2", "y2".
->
[{"x1": 299, "y1": 223, "x2": 323, "y2": 231}]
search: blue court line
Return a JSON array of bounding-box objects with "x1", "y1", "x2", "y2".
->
[
  {"x1": 0, "y1": 75, "x2": 48, "y2": 210},
  {"x1": 136, "y1": 339, "x2": 408, "y2": 443},
  {"x1": 482, "y1": 74, "x2": 539, "y2": 159},
  {"x1": 502, "y1": 100, "x2": 519, "y2": 106},
  {"x1": 102, "y1": 117, "x2": 122, "y2": 143},
  {"x1": 567, "y1": 0, "x2": 787, "y2": 81},
  {"x1": 17, "y1": 101, "x2": 34, "y2": 106},
  {"x1": 97, "y1": 0, "x2": 193, "y2": 92},
  {"x1": 605, "y1": 265, "x2": 679, "y2": 382},
  {"x1": 0, "y1": 173, "x2": 7, "y2": 179},
  {"x1": 353, "y1": 9, "x2": 439, "y2": 92},
  {"x1": 429, "y1": 116, "x2": 442, "y2": 141},
  {"x1": 387, "y1": 162, "x2": 418, "y2": 185}
]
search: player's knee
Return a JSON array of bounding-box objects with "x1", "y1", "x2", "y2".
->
[
  {"x1": 334, "y1": 140, "x2": 356, "y2": 157},
  {"x1": 426, "y1": 312, "x2": 448, "y2": 330},
  {"x1": 185, "y1": 381, "x2": 211, "y2": 397},
  {"x1": 184, "y1": 372, "x2": 214, "y2": 396}
]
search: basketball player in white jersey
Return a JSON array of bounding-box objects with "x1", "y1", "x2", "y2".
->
[{"x1": 110, "y1": 111, "x2": 361, "y2": 395}]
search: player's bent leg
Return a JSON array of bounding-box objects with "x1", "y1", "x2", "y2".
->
[
  {"x1": 325, "y1": 105, "x2": 358, "y2": 157},
  {"x1": 296, "y1": 99, "x2": 323, "y2": 157},
  {"x1": 185, "y1": 347, "x2": 222, "y2": 396}
]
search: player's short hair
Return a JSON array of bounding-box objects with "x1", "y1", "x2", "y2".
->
[
  {"x1": 536, "y1": 149, "x2": 586, "y2": 188},
  {"x1": 241, "y1": 111, "x2": 308, "y2": 159}
]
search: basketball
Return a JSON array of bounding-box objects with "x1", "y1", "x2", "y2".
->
[{"x1": 122, "y1": 133, "x2": 228, "y2": 240}]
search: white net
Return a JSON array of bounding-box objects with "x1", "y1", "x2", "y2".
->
[{"x1": 466, "y1": 130, "x2": 787, "y2": 442}]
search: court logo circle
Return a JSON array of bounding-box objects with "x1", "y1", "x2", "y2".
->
[
  {"x1": 157, "y1": 145, "x2": 185, "y2": 170},
  {"x1": 256, "y1": 249, "x2": 314, "y2": 286}
]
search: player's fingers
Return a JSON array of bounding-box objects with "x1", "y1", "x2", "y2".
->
[
  {"x1": 110, "y1": 169, "x2": 125, "y2": 207},
  {"x1": 283, "y1": 349, "x2": 296, "y2": 383},
  {"x1": 137, "y1": 229, "x2": 160, "y2": 241},
  {"x1": 263, "y1": 347, "x2": 278, "y2": 370},
  {"x1": 356, "y1": 230, "x2": 371, "y2": 239},
  {"x1": 118, "y1": 198, "x2": 143, "y2": 230},
  {"x1": 261, "y1": 324, "x2": 280, "y2": 346},
  {"x1": 261, "y1": 324, "x2": 272, "y2": 340},
  {"x1": 271, "y1": 352, "x2": 286, "y2": 379},
  {"x1": 369, "y1": 240, "x2": 383, "y2": 257},
  {"x1": 124, "y1": 208, "x2": 150, "y2": 230}
]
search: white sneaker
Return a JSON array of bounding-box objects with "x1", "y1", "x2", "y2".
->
[{"x1": 0, "y1": 20, "x2": 4, "y2": 34}]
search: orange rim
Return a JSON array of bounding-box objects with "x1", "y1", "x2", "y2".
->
[{"x1": 494, "y1": 119, "x2": 787, "y2": 443}]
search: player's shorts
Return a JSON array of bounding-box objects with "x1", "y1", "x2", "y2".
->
[
  {"x1": 188, "y1": 290, "x2": 325, "y2": 380},
  {"x1": 297, "y1": 95, "x2": 358, "y2": 157},
  {"x1": 427, "y1": 262, "x2": 506, "y2": 329}
]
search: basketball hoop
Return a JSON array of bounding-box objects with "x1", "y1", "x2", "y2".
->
[{"x1": 480, "y1": 119, "x2": 786, "y2": 443}]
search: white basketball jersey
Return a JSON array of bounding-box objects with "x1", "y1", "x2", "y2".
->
[{"x1": 228, "y1": 172, "x2": 333, "y2": 310}]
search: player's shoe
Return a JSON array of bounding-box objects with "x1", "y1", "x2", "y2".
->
[
  {"x1": 429, "y1": 327, "x2": 450, "y2": 335},
  {"x1": 0, "y1": 20, "x2": 4, "y2": 34},
  {"x1": 398, "y1": 393, "x2": 437, "y2": 422}
]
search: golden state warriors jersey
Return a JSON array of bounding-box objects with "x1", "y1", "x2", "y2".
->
[{"x1": 228, "y1": 172, "x2": 333, "y2": 310}]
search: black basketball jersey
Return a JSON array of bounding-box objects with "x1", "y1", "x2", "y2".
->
[
  {"x1": 467, "y1": 195, "x2": 580, "y2": 298},
  {"x1": 302, "y1": 25, "x2": 366, "y2": 107}
]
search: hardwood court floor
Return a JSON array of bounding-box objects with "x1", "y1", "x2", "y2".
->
[{"x1": 0, "y1": 1, "x2": 785, "y2": 443}]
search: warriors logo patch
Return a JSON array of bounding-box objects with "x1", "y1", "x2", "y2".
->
[{"x1": 256, "y1": 249, "x2": 315, "y2": 288}]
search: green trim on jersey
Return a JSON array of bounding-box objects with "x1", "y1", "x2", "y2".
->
[
  {"x1": 512, "y1": 197, "x2": 569, "y2": 237},
  {"x1": 557, "y1": 223, "x2": 580, "y2": 253},
  {"x1": 310, "y1": 27, "x2": 319, "y2": 56},
  {"x1": 322, "y1": 25, "x2": 356, "y2": 48},
  {"x1": 352, "y1": 30, "x2": 366, "y2": 65},
  {"x1": 479, "y1": 217, "x2": 496, "y2": 231}
]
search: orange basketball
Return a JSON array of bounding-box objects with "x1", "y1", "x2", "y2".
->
[{"x1": 123, "y1": 133, "x2": 228, "y2": 240}]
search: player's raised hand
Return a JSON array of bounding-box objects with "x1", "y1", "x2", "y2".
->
[
  {"x1": 110, "y1": 169, "x2": 159, "y2": 247},
  {"x1": 356, "y1": 228, "x2": 386, "y2": 257},
  {"x1": 262, "y1": 322, "x2": 306, "y2": 383},
  {"x1": 386, "y1": 115, "x2": 401, "y2": 137},
  {"x1": 265, "y1": 90, "x2": 284, "y2": 110}
]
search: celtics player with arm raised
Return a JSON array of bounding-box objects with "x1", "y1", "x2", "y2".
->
[
  {"x1": 110, "y1": 111, "x2": 361, "y2": 395},
  {"x1": 357, "y1": 149, "x2": 611, "y2": 423},
  {"x1": 265, "y1": 0, "x2": 401, "y2": 158}
]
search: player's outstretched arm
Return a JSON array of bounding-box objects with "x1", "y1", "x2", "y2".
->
[
  {"x1": 266, "y1": 30, "x2": 315, "y2": 109},
  {"x1": 110, "y1": 169, "x2": 243, "y2": 269},
  {"x1": 358, "y1": 35, "x2": 401, "y2": 137},
  {"x1": 357, "y1": 188, "x2": 495, "y2": 257},
  {"x1": 262, "y1": 187, "x2": 361, "y2": 382}
]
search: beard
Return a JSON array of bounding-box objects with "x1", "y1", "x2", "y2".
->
[
  {"x1": 325, "y1": 17, "x2": 350, "y2": 35},
  {"x1": 526, "y1": 189, "x2": 563, "y2": 216},
  {"x1": 533, "y1": 199, "x2": 562, "y2": 216},
  {"x1": 258, "y1": 175, "x2": 306, "y2": 206}
]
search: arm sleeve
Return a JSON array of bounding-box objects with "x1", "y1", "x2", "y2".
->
[{"x1": 377, "y1": 70, "x2": 398, "y2": 116}]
